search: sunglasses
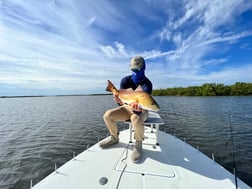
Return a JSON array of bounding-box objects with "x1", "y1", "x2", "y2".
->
[{"x1": 131, "y1": 67, "x2": 141, "y2": 72}]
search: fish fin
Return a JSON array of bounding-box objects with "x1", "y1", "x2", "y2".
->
[
  {"x1": 118, "y1": 88, "x2": 134, "y2": 93},
  {"x1": 126, "y1": 88, "x2": 134, "y2": 92},
  {"x1": 106, "y1": 80, "x2": 118, "y2": 93},
  {"x1": 135, "y1": 85, "x2": 143, "y2": 92}
]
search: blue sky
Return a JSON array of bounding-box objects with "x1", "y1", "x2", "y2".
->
[{"x1": 0, "y1": 0, "x2": 252, "y2": 96}]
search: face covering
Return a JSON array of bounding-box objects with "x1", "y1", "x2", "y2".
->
[{"x1": 131, "y1": 63, "x2": 145, "y2": 85}]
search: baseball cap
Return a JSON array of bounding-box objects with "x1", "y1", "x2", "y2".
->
[{"x1": 130, "y1": 56, "x2": 145, "y2": 70}]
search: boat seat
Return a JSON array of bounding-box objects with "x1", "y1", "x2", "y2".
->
[{"x1": 124, "y1": 111, "x2": 164, "y2": 145}]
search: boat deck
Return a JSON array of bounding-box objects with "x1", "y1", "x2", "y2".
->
[{"x1": 32, "y1": 112, "x2": 251, "y2": 189}]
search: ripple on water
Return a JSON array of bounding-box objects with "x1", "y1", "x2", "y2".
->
[{"x1": 0, "y1": 96, "x2": 251, "y2": 188}]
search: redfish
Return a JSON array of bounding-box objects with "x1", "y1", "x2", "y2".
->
[{"x1": 106, "y1": 80, "x2": 160, "y2": 111}]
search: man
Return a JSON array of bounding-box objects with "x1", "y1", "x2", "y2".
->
[{"x1": 99, "y1": 56, "x2": 152, "y2": 163}]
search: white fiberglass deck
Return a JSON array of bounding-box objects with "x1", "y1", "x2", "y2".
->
[{"x1": 32, "y1": 112, "x2": 251, "y2": 189}]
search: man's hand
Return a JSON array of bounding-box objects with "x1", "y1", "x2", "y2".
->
[
  {"x1": 113, "y1": 95, "x2": 123, "y2": 105},
  {"x1": 130, "y1": 102, "x2": 143, "y2": 112}
]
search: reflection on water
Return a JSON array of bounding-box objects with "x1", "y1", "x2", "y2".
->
[{"x1": 0, "y1": 96, "x2": 251, "y2": 188}]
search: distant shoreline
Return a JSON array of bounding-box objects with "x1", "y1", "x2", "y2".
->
[
  {"x1": 1, "y1": 82, "x2": 251, "y2": 98},
  {"x1": 1, "y1": 94, "x2": 252, "y2": 99},
  {"x1": 0, "y1": 94, "x2": 110, "y2": 98},
  {"x1": 152, "y1": 82, "x2": 252, "y2": 96}
]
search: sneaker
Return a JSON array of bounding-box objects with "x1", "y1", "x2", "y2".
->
[
  {"x1": 99, "y1": 136, "x2": 119, "y2": 149},
  {"x1": 131, "y1": 141, "x2": 142, "y2": 163}
]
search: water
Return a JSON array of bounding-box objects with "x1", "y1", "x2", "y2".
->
[{"x1": 0, "y1": 96, "x2": 251, "y2": 188}]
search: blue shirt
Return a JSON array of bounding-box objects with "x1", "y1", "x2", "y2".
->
[{"x1": 120, "y1": 75, "x2": 153, "y2": 94}]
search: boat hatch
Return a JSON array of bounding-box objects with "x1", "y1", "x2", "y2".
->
[{"x1": 115, "y1": 142, "x2": 175, "y2": 178}]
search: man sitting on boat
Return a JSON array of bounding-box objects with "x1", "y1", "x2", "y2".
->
[{"x1": 99, "y1": 56, "x2": 153, "y2": 163}]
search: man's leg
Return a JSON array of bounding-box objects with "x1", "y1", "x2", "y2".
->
[
  {"x1": 100, "y1": 105, "x2": 132, "y2": 148},
  {"x1": 130, "y1": 111, "x2": 148, "y2": 162}
]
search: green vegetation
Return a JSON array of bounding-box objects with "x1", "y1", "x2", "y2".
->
[{"x1": 152, "y1": 82, "x2": 252, "y2": 96}]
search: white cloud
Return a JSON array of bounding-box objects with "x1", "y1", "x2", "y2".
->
[
  {"x1": 0, "y1": 0, "x2": 251, "y2": 95},
  {"x1": 114, "y1": 42, "x2": 128, "y2": 56},
  {"x1": 86, "y1": 16, "x2": 96, "y2": 26},
  {"x1": 99, "y1": 41, "x2": 128, "y2": 58},
  {"x1": 143, "y1": 50, "x2": 175, "y2": 60},
  {"x1": 150, "y1": 0, "x2": 252, "y2": 80},
  {"x1": 202, "y1": 58, "x2": 228, "y2": 67},
  {"x1": 99, "y1": 45, "x2": 116, "y2": 57}
]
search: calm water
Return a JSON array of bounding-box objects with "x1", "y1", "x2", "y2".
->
[{"x1": 0, "y1": 96, "x2": 251, "y2": 188}]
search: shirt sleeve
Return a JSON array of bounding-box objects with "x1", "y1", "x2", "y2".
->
[{"x1": 120, "y1": 76, "x2": 130, "y2": 89}]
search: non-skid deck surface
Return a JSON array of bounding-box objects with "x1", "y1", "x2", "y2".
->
[{"x1": 32, "y1": 124, "x2": 251, "y2": 189}]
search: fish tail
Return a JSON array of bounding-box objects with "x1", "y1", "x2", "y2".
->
[{"x1": 106, "y1": 80, "x2": 118, "y2": 94}]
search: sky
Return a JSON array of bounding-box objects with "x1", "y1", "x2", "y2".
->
[{"x1": 0, "y1": 0, "x2": 252, "y2": 96}]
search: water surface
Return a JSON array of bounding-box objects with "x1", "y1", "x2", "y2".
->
[{"x1": 0, "y1": 96, "x2": 251, "y2": 188}]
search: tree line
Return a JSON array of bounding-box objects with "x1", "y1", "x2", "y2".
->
[{"x1": 152, "y1": 82, "x2": 252, "y2": 96}]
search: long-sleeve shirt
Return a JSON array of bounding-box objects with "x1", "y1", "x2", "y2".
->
[{"x1": 120, "y1": 75, "x2": 153, "y2": 94}]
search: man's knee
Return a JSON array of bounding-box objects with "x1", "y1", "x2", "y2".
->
[
  {"x1": 131, "y1": 114, "x2": 141, "y2": 123},
  {"x1": 103, "y1": 109, "x2": 112, "y2": 121}
]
